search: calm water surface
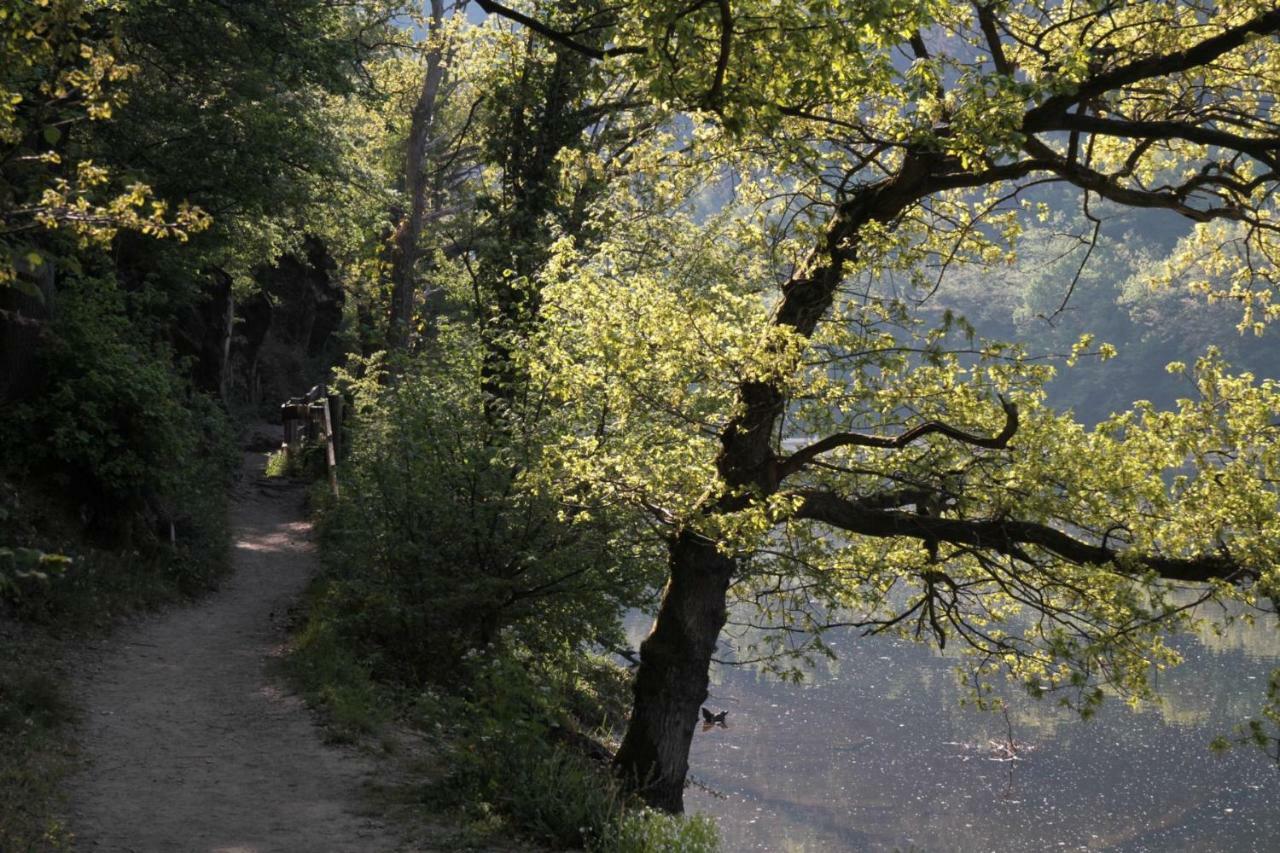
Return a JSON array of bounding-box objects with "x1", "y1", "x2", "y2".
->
[{"x1": 629, "y1": 615, "x2": 1280, "y2": 851}]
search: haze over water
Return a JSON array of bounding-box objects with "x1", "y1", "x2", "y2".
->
[{"x1": 628, "y1": 612, "x2": 1280, "y2": 851}]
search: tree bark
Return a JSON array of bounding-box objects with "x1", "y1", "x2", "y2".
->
[
  {"x1": 613, "y1": 531, "x2": 735, "y2": 812},
  {"x1": 387, "y1": 0, "x2": 448, "y2": 351}
]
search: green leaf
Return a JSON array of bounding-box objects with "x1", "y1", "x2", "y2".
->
[
  {"x1": 42, "y1": 125, "x2": 61, "y2": 145},
  {"x1": 39, "y1": 553, "x2": 72, "y2": 574},
  {"x1": 10, "y1": 278, "x2": 44, "y2": 303}
]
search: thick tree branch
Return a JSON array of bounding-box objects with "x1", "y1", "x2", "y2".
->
[
  {"x1": 1026, "y1": 8, "x2": 1280, "y2": 124},
  {"x1": 716, "y1": 153, "x2": 1050, "y2": 500},
  {"x1": 908, "y1": 30, "x2": 947, "y2": 102},
  {"x1": 790, "y1": 490, "x2": 1254, "y2": 585},
  {"x1": 908, "y1": 32, "x2": 931, "y2": 62},
  {"x1": 975, "y1": 3, "x2": 1012, "y2": 76},
  {"x1": 1021, "y1": 136, "x2": 1245, "y2": 222},
  {"x1": 706, "y1": 0, "x2": 732, "y2": 108},
  {"x1": 928, "y1": 158, "x2": 1051, "y2": 191},
  {"x1": 779, "y1": 397, "x2": 1017, "y2": 481},
  {"x1": 475, "y1": 0, "x2": 646, "y2": 59},
  {"x1": 849, "y1": 487, "x2": 938, "y2": 512},
  {"x1": 1024, "y1": 113, "x2": 1280, "y2": 171}
]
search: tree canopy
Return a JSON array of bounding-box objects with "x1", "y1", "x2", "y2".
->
[{"x1": 469, "y1": 0, "x2": 1280, "y2": 811}]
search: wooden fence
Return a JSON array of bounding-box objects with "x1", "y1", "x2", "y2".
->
[{"x1": 279, "y1": 385, "x2": 343, "y2": 497}]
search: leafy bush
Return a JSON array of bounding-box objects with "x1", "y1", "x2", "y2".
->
[
  {"x1": 0, "y1": 547, "x2": 71, "y2": 601},
  {"x1": 293, "y1": 330, "x2": 700, "y2": 847},
  {"x1": 315, "y1": 336, "x2": 659, "y2": 685},
  {"x1": 2, "y1": 272, "x2": 235, "y2": 545},
  {"x1": 288, "y1": 586, "x2": 717, "y2": 849},
  {"x1": 604, "y1": 808, "x2": 720, "y2": 853},
  {"x1": 419, "y1": 649, "x2": 718, "y2": 852},
  {"x1": 0, "y1": 271, "x2": 236, "y2": 618}
]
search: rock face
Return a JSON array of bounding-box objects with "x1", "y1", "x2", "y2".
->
[
  {"x1": 230, "y1": 291, "x2": 274, "y2": 403},
  {"x1": 0, "y1": 255, "x2": 54, "y2": 407},
  {"x1": 229, "y1": 236, "x2": 344, "y2": 405},
  {"x1": 174, "y1": 269, "x2": 235, "y2": 401},
  {"x1": 3, "y1": 237, "x2": 344, "y2": 409}
]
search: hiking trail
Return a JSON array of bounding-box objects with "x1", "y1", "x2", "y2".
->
[{"x1": 67, "y1": 429, "x2": 404, "y2": 853}]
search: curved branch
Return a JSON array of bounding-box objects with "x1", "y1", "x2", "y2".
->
[
  {"x1": 1024, "y1": 113, "x2": 1280, "y2": 171},
  {"x1": 705, "y1": 0, "x2": 733, "y2": 108},
  {"x1": 1021, "y1": 136, "x2": 1247, "y2": 223},
  {"x1": 789, "y1": 490, "x2": 1254, "y2": 585},
  {"x1": 779, "y1": 397, "x2": 1017, "y2": 480},
  {"x1": 1025, "y1": 8, "x2": 1280, "y2": 123},
  {"x1": 475, "y1": 0, "x2": 646, "y2": 59}
]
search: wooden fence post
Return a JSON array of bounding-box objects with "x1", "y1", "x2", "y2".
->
[
  {"x1": 321, "y1": 396, "x2": 339, "y2": 499},
  {"x1": 327, "y1": 392, "x2": 343, "y2": 460}
]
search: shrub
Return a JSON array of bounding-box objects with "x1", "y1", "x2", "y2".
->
[
  {"x1": 421, "y1": 649, "x2": 719, "y2": 852},
  {"x1": 316, "y1": 336, "x2": 659, "y2": 685},
  {"x1": 300, "y1": 328, "x2": 686, "y2": 847},
  {"x1": 3, "y1": 272, "x2": 235, "y2": 548},
  {"x1": 0, "y1": 271, "x2": 236, "y2": 617}
]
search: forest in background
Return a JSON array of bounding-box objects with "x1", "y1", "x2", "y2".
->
[{"x1": 4, "y1": 2, "x2": 1280, "y2": 850}]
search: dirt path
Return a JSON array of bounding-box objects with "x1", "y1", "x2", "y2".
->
[{"x1": 66, "y1": 434, "x2": 405, "y2": 853}]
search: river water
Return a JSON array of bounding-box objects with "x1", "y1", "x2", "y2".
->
[{"x1": 628, "y1": 612, "x2": 1280, "y2": 851}]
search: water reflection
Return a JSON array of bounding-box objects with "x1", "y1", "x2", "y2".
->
[{"x1": 626, "y1": 614, "x2": 1280, "y2": 851}]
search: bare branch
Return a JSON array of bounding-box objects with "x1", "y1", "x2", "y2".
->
[{"x1": 1040, "y1": 195, "x2": 1101, "y2": 324}]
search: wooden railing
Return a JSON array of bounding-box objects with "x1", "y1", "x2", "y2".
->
[{"x1": 280, "y1": 385, "x2": 344, "y2": 497}]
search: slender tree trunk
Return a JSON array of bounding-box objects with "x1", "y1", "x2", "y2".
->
[
  {"x1": 613, "y1": 531, "x2": 736, "y2": 812},
  {"x1": 478, "y1": 38, "x2": 589, "y2": 418},
  {"x1": 387, "y1": 0, "x2": 448, "y2": 351}
]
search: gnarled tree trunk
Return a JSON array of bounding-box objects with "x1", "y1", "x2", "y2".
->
[
  {"x1": 613, "y1": 531, "x2": 735, "y2": 812},
  {"x1": 611, "y1": 159, "x2": 934, "y2": 812}
]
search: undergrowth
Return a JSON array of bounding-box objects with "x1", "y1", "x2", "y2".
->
[
  {"x1": 283, "y1": 347, "x2": 717, "y2": 850},
  {"x1": 283, "y1": 576, "x2": 392, "y2": 743},
  {"x1": 287, "y1": 590, "x2": 718, "y2": 851},
  {"x1": 264, "y1": 449, "x2": 293, "y2": 479},
  {"x1": 415, "y1": 652, "x2": 718, "y2": 852},
  {"x1": 264, "y1": 442, "x2": 327, "y2": 481},
  {"x1": 0, "y1": 626, "x2": 77, "y2": 852}
]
